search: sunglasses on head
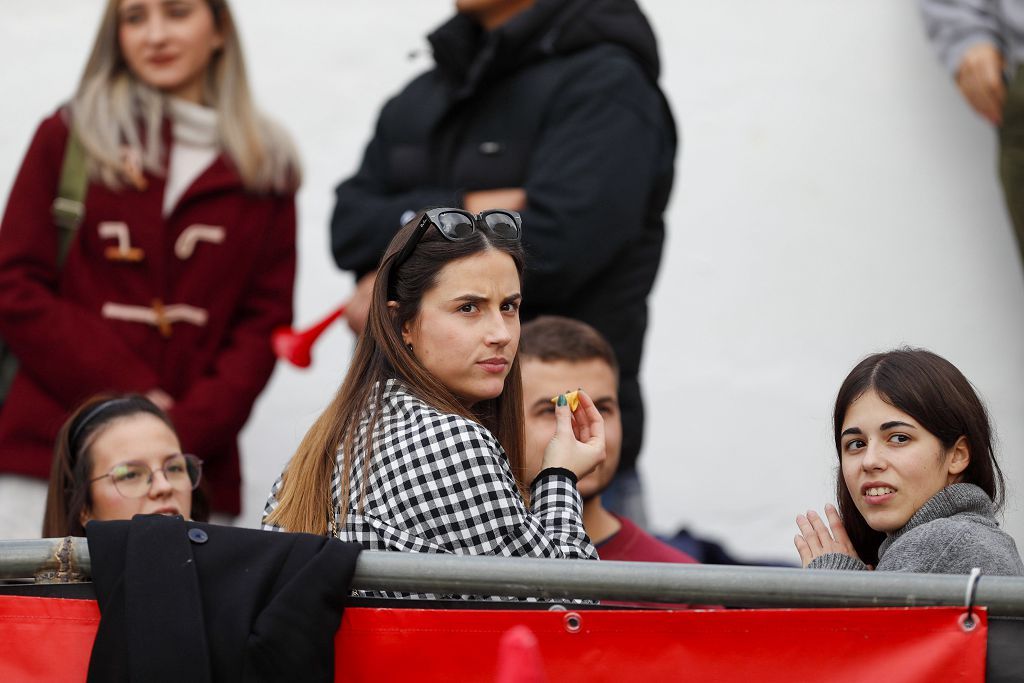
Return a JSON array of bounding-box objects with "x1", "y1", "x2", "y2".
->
[{"x1": 391, "y1": 208, "x2": 522, "y2": 272}]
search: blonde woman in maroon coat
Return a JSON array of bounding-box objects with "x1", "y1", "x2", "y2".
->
[{"x1": 0, "y1": 0, "x2": 301, "y2": 536}]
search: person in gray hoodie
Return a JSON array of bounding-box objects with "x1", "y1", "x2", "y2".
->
[
  {"x1": 919, "y1": 1, "x2": 1024, "y2": 265},
  {"x1": 794, "y1": 348, "x2": 1023, "y2": 575}
]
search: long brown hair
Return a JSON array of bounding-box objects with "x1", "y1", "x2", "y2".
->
[
  {"x1": 42, "y1": 393, "x2": 209, "y2": 537},
  {"x1": 833, "y1": 348, "x2": 1004, "y2": 566},
  {"x1": 266, "y1": 212, "x2": 527, "y2": 534}
]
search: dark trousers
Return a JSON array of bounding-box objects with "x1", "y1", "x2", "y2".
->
[{"x1": 999, "y1": 66, "x2": 1024, "y2": 260}]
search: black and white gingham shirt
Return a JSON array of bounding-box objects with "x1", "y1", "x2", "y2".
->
[{"x1": 263, "y1": 379, "x2": 597, "y2": 599}]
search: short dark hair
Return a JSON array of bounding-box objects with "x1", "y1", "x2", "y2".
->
[
  {"x1": 519, "y1": 316, "x2": 619, "y2": 376},
  {"x1": 42, "y1": 393, "x2": 208, "y2": 537},
  {"x1": 833, "y1": 348, "x2": 1004, "y2": 566}
]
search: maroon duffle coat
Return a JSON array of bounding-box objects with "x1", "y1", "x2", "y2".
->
[{"x1": 0, "y1": 110, "x2": 296, "y2": 515}]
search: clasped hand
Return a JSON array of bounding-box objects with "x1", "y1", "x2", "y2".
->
[{"x1": 957, "y1": 42, "x2": 1006, "y2": 126}]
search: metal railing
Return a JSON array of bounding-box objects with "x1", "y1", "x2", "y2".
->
[{"x1": 3, "y1": 537, "x2": 1024, "y2": 615}]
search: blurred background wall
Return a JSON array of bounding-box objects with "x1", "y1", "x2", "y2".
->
[{"x1": 2, "y1": 0, "x2": 1022, "y2": 561}]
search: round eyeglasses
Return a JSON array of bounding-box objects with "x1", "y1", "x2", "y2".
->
[{"x1": 89, "y1": 453, "x2": 203, "y2": 499}]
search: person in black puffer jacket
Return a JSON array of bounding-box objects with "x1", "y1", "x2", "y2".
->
[{"x1": 330, "y1": 0, "x2": 676, "y2": 524}]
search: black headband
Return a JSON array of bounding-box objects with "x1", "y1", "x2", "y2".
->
[{"x1": 68, "y1": 397, "x2": 135, "y2": 457}]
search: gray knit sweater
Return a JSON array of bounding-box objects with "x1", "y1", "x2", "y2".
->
[
  {"x1": 919, "y1": 0, "x2": 1024, "y2": 74},
  {"x1": 809, "y1": 483, "x2": 1024, "y2": 575}
]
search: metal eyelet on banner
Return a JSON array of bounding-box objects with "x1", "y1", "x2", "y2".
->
[
  {"x1": 564, "y1": 612, "x2": 582, "y2": 634},
  {"x1": 960, "y1": 567, "x2": 982, "y2": 632}
]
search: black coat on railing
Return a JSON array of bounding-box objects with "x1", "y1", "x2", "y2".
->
[{"x1": 85, "y1": 515, "x2": 361, "y2": 683}]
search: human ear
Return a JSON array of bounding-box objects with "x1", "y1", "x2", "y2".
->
[
  {"x1": 209, "y1": 7, "x2": 226, "y2": 51},
  {"x1": 79, "y1": 507, "x2": 92, "y2": 528},
  {"x1": 947, "y1": 436, "x2": 970, "y2": 477},
  {"x1": 387, "y1": 301, "x2": 414, "y2": 346}
]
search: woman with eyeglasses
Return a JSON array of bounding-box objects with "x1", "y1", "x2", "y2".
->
[
  {"x1": 43, "y1": 394, "x2": 208, "y2": 537},
  {"x1": 264, "y1": 209, "x2": 606, "y2": 595}
]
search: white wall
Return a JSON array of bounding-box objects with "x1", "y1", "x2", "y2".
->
[{"x1": 2, "y1": 1, "x2": 1021, "y2": 561}]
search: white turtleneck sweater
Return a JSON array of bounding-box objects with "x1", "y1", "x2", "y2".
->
[{"x1": 163, "y1": 98, "x2": 219, "y2": 216}]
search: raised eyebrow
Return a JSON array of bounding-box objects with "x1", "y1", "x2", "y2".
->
[
  {"x1": 450, "y1": 294, "x2": 486, "y2": 304},
  {"x1": 880, "y1": 420, "x2": 915, "y2": 431},
  {"x1": 840, "y1": 427, "x2": 863, "y2": 438},
  {"x1": 450, "y1": 293, "x2": 523, "y2": 305}
]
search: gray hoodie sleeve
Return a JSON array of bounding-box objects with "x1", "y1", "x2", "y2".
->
[
  {"x1": 918, "y1": 0, "x2": 1005, "y2": 75},
  {"x1": 807, "y1": 552, "x2": 869, "y2": 571}
]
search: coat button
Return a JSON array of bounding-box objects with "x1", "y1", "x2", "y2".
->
[
  {"x1": 479, "y1": 141, "x2": 504, "y2": 156},
  {"x1": 188, "y1": 528, "x2": 209, "y2": 544}
]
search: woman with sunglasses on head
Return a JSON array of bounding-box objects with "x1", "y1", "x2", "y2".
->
[
  {"x1": 264, "y1": 209, "x2": 606, "y2": 596},
  {"x1": 0, "y1": 0, "x2": 299, "y2": 534},
  {"x1": 43, "y1": 394, "x2": 207, "y2": 537},
  {"x1": 794, "y1": 348, "x2": 1023, "y2": 575}
]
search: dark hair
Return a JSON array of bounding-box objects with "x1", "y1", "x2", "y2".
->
[
  {"x1": 519, "y1": 315, "x2": 619, "y2": 377},
  {"x1": 833, "y1": 348, "x2": 1004, "y2": 565},
  {"x1": 42, "y1": 393, "x2": 209, "y2": 537},
  {"x1": 266, "y1": 210, "x2": 527, "y2": 533}
]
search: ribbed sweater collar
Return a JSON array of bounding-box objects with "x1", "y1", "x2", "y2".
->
[
  {"x1": 167, "y1": 97, "x2": 218, "y2": 148},
  {"x1": 879, "y1": 483, "x2": 994, "y2": 557}
]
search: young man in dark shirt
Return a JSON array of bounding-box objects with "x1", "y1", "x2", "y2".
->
[{"x1": 519, "y1": 316, "x2": 696, "y2": 564}]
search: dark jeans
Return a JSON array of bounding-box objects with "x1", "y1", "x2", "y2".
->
[{"x1": 999, "y1": 65, "x2": 1024, "y2": 260}]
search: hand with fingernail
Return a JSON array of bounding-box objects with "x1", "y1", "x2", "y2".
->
[
  {"x1": 541, "y1": 388, "x2": 606, "y2": 480},
  {"x1": 794, "y1": 504, "x2": 863, "y2": 568}
]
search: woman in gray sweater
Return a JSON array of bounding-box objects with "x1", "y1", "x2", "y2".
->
[{"x1": 794, "y1": 348, "x2": 1024, "y2": 575}]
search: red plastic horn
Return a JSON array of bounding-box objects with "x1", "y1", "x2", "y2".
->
[{"x1": 272, "y1": 302, "x2": 348, "y2": 368}]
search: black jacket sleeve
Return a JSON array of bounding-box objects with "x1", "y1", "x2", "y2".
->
[
  {"x1": 518, "y1": 52, "x2": 672, "y2": 307},
  {"x1": 330, "y1": 112, "x2": 462, "y2": 279}
]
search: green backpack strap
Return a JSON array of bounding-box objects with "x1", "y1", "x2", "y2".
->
[
  {"x1": 51, "y1": 128, "x2": 88, "y2": 267},
  {"x1": 0, "y1": 126, "x2": 89, "y2": 404}
]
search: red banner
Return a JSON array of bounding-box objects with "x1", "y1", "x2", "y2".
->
[
  {"x1": 0, "y1": 596, "x2": 99, "y2": 682},
  {"x1": 0, "y1": 596, "x2": 986, "y2": 682},
  {"x1": 337, "y1": 605, "x2": 987, "y2": 682}
]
